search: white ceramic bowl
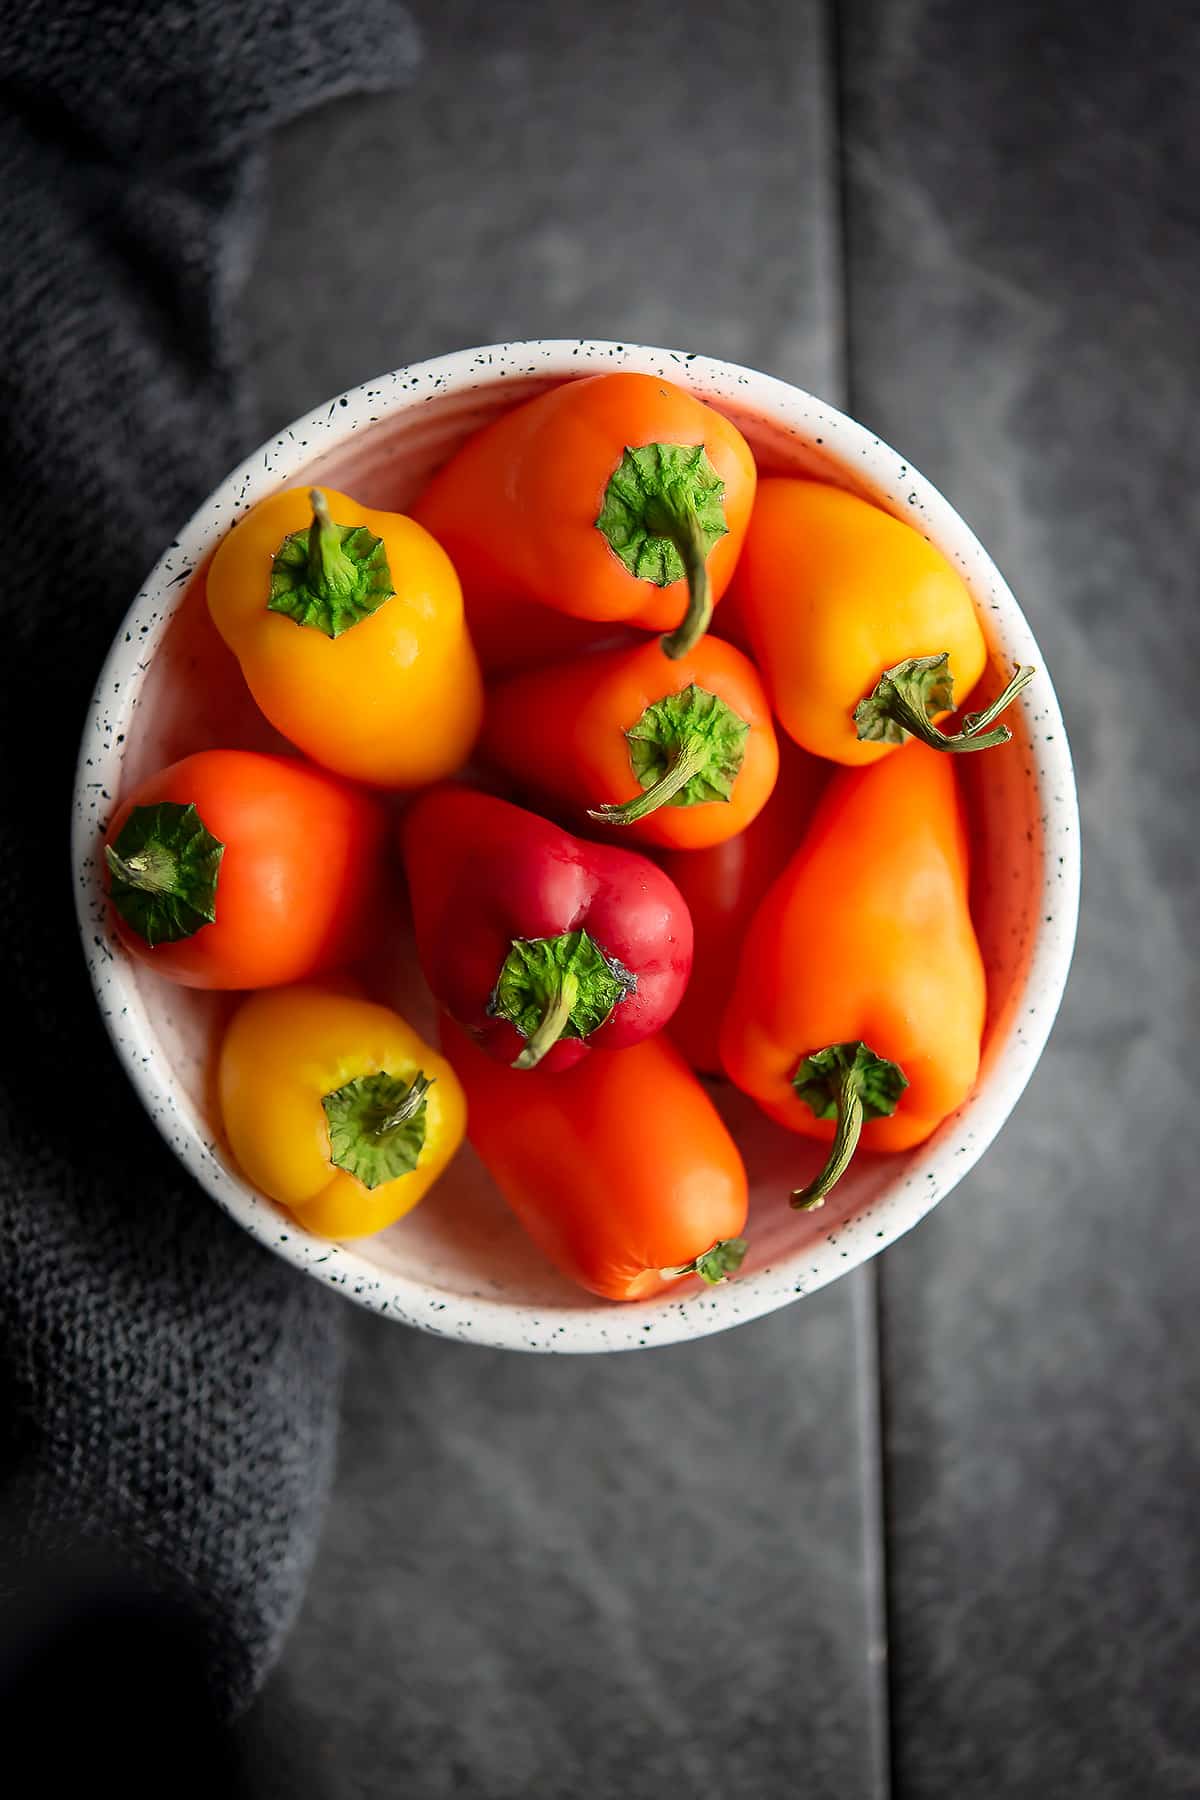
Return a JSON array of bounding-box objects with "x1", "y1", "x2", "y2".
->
[{"x1": 73, "y1": 340, "x2": 1080, "y2": 1352}]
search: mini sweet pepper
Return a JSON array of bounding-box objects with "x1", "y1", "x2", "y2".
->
[
  {"x1": 219, "y1": 984, "x2": 466, "y2": 1239},
  {"x1": 481, "y1": 633, "x2": 779, "y2": 850},
  {"x1": 443, "y1": 1020, "x2": 748, "y2": 1302},
  {"x1": 103, "y1": 749, "x2": 385, "y2": 989},
  {"x1": 207, "y1": 484, "x2": 483, "y2": 787},
  {"x1": 402, "y1": 786, "x2": 693, "y2": 1072},
  {"x1": 720, "y1": 743, "x2": 987, "y2": 1206},
  {"x1": 729, "y1": 477, "x2": 1033, "y2": 765},
  {"x1": 412, "y1": 371, "x2": 757, "y2": 661}
]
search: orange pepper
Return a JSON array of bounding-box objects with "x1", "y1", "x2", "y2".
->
[
  {"x1": 481, "y1": 634, "x2": 779, "y2": 850},
  {"x1": 102, "y1": 750, "x2": 386, "y2": 990},
  {"x1": 659, "y1": 737, "x2": 830, "y2": 1073},
  {"x1": 441, "y1": 1022, "x2": 749, "y2": 1302},
  {"x1": 412, "y1": 372, "x2": 757, "y2": 660},
  {"x1": 207, "y1": 485, "x2": 483, "y2": 787},
  {"x1": 720, "y1": 743, "x2": 986, "y2": 1206},
  {"x1": 728, "y1": 477, "x2": 1033, "y2": 766}
]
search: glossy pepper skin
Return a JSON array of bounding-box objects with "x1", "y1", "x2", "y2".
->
[
  {"x1": 103, "y1": 750, "x2": 385, "y2": 989},
  {"x1": 442, "y1": 1021, "x2": 748, "y2": 1301},
  {"x1": 402, "y1": 787, "x2": 693, "y2": 1073},
  {"x1": 207, "y1": 484, "x2": 483, "y2": 787},
  {"x1": 720, "y1": 743, "x2": 986, "y2": 1204},
  {"x1": 481, "y1": 634, "x2": 779, "y2": 851},
  {"x1": 446, "y1": 588, "x2": 627, "y2": 678},
  {"x1": 219, "y1": 986, "x2": 465, "y2": 1239},
  {"x1": 729, "y1": 478, "x2": 1032, "y2": 766},
  {"x1": 660, "y1": 738, "x2": 830, "y2": 1073},
  {"x1": 412, "y1": 372, "x2": 757, "y2": 661}
]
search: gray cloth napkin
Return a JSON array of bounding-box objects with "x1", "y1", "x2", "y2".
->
[{"x1": 0, "y1": 0, "x2": 418, "y2": 1714}]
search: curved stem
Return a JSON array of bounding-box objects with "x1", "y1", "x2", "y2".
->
[
  {"x1": 512, "y1": 969, "x2": 579, "y2": 1071},
  {"x1": 374, "y1": 1073, "x2": 434, "y2": 1137},
  {"x1": 792, "y1": 1079, "x2": 865, "y2": 1210},
  {"x1": 587, "y1": 737, "x2": 711, "y2": 826},
  {"x1": 791, "y1": 1040, "x2": 908, "y2": 1208},
  {"x1": 306, "y1": 488, "x2": 358, "y2": 602},
  {"x1": 862, "y1": 658, "x2": 1037, "y2": 753},
  {"x1": 958, "y1": 663, "x2": 1038, "y2": 739},
  {"x1": 657, "y1": 504, "x2": 713, "y2": 660},
  {"x1": 660, "y1": 1236, "x2": 748, "y2": 1285}
]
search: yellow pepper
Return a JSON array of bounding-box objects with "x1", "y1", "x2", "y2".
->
[
  {"x1": 207, "y1": 484, "x2": 483, "y2": 787},
  {"x1": 728, "y1": 479, "x2": 1033, "y2": 765},
  {"x1": 218, "y1": 986, "x2": 466, "y2": 1239}
]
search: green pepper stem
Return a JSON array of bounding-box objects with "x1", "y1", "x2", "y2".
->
[
  {"x1": 513, "y1": 969, "x2": 579, "y2": 1071},
  {"x1": 654, "y1": 501, "x2": 714, "y2": 661},
  {"x1": 103, "y1": 842, "x2": 178, "y2": 896},
  {"x1": 374, "y1": 1073, "x2": 434, "y2": 1137},
  {"x1": 792, "y1": 1071, "x2": 867, "y2": 1210},
  {"x1": 660, "y1": 1236, "x2": 748, "y2": 1284},
  {"x1": 322, "y1": 1069, "x2": 431, "y2": 1190},
  {"x1": 958, "y1": 663, "x2": 1038, "y2": 739},
  {"x1": 306, "y1": 488, "x2": 359, "y2": 603},
  {"x1": 865, "y1": 658, "x2": 1037, "y2": 753},
  {"x1": 587, "y1": 736, "x2": 712, "y2": 826},
  {"x1": 791, "y1": 1041, "x2": 908, "y2": 1209},
  {"x1": 103, "y1": 801, "x2": 224, "y2": 948}
]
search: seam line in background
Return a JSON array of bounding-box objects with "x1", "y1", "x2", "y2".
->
[{"x1": 823, "y1": 1, "x2": 895, "y2": 1796}]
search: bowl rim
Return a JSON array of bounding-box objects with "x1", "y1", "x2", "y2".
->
[{"x1": 72, "y1": 337, "x2": 1081, "y2": 1352}]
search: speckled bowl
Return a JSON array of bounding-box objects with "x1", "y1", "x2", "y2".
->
[{"x1": 73, "y1": 340, "x2": 1080, "y2": 1352}]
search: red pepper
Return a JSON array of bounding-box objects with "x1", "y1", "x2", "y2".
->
[
  {"x1": 402, "y1": 787, "x2": 693, "y2": 1073},
  {"x1": 658, "y1": 737, "x2": 830, "y2": 1074}
]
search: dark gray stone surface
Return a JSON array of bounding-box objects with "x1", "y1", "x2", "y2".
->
[
  {"x1": 245, "y1": 0, "x2": 839, "y2": 434},
  {"x1": 842, "y1": 3, "x2": 1200, "y2": 1795},
  {"x1": 239, "y1": 4, "x2": 889, "y2": 1797},
  {"x1": 241, "y1": 1305, "x2": 887, "y2": 1799}
]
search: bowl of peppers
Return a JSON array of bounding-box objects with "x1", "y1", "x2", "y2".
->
[{"x1": 73, "y1": 341, "x2": 1080, "y2": 1353}]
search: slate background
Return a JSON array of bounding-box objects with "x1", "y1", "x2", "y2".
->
[{"x1": 234, "y1": 3, "x2": 1200, "y2": 1793}]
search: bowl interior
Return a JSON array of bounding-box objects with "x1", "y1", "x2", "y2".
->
[{"x1": 76, "y1": 344, "x2": 1077, "y2": 1350}]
